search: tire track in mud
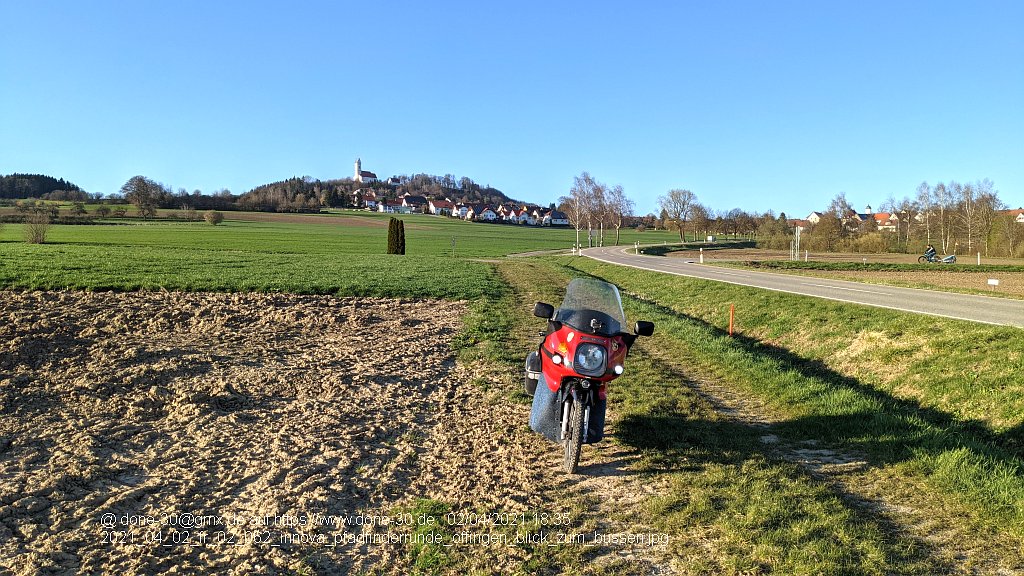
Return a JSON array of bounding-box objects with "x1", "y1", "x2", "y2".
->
[{"x1": 640, "y1": 345, "x2": 1024, "y2": 575}]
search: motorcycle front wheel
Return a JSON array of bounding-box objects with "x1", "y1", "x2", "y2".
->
[
  {"x1": 563, "y1": 396, "x2": 586, "y2": 474},
  {"x1": 918, "y1": 256, "x2": 928, "y2": 264}
]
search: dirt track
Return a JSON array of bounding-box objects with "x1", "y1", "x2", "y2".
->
[{"x1": 0, "y1": 291, "x2": 556, "y2": 574}]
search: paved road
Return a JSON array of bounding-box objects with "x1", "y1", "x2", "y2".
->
[{"x1": 583, "y1": 245, "x2": 1024, "y2": 328}]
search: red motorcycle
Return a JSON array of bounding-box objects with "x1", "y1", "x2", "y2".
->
[{"x1": 525, "y1": 278, "x2": 654, "y2": 473}]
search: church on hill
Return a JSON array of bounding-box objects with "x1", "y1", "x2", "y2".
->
[{"x1": 354, "y1": 158, "x2": 378, "y2": 184}]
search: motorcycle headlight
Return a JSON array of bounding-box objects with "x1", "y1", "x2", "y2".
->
[{"x1": 575, "y1": 343, "x2": 606, "y2": 376}]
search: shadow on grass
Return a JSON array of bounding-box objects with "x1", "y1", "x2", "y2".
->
[
  {"x1": 603, "y1": 277, "x2": 1024, "y2": 468},
  {"x1": 611, "y1": 353, "x2": 960, "y2": 574}
]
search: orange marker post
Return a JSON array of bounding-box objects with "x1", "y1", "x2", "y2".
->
[{"x1": 729, "y1": 304, "x2": 735, "y2": 336}]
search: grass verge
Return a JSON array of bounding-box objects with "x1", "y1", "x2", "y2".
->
[{"x1": 560, "y1": 256, "x2": 1024, "y2": 565}]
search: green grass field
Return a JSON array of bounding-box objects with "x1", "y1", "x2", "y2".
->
[{"x1": 0, "y1": 213, "x2": 676, "y2": 297}]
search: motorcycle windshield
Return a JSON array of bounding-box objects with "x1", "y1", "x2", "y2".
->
[{"x1": 554, "y1": 278, "x2": 627, "y2": 336}]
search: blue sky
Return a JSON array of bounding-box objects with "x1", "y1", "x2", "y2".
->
[{"x1": 2, "y1": 1, "x2": 1021, "y2": 216}]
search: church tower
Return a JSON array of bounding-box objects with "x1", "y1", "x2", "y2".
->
[{"x1": 354, "y1": 158, "x2": 362, "y2": 182}]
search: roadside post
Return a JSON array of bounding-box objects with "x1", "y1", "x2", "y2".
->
[
  {"x1": 978, "y1": 252, "x2": 981, "y2": 265},
  {"x1": 699, "y1": 248, "x2": 704, "y2": 264},
  {"x1": 728, "y1": 304, "x2": 735, "y2": 336}
]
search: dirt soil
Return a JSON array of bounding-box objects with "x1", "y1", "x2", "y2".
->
[{"x1": 0, "y1": 291, "x2": 552, "y2": 575}]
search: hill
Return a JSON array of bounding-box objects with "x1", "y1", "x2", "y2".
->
[
  {"x1": 238, "y1": 172, "x2": 519, "y2": 213},
  {"x1": 0, "y1": 173, "x2": 87, "y2": 201}
]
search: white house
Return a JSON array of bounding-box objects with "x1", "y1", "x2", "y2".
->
[
  {"x1": 377, "y1": 201, "x2": 411, "y2": 214},
  {"x1": 429, "y1": 199, "x2": 454, "y2": 215},
  {"x1": 468, "y1": 205, "x2": 497, "y2": 221},
  {"x1": 352, "y1": 189, "x2": 378, "y2": 210},
  {"x1": 401, "y1": 195, "x2": 428, "y2": 212},
  {"x1": 545, "y1": 210, "x2": 569, "y2": 226}
]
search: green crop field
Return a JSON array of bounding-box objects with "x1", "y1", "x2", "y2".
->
[{"x1": 0, "y1": 213, "x2": 677, "y2": 297}]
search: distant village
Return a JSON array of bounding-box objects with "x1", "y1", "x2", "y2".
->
[
  {"x1": 790, "y1": 205, "x2": 1024, "y2": 233},
  {"x1": 350, "y1": 158, "x2": 570, "y2": 226}
]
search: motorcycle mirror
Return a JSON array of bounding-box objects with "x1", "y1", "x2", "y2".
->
[
  {"x1": 533, "y1": 302, "x2": 555, "y2": 319},
  {"x1": 635, "y1": 321, "x2": 655, "y2": 337}
]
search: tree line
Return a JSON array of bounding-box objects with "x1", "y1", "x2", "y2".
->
[
  {"x1": 790, "y1": 181, "x2": 1020, "y2": 256},
  {"x1": 0, "y1": 174, "x2": 88, "y2": 201},
  {"x1": 558, "y1": 172, "x2": 635, "y2": 247},
  {"x1": 643, "y1": 179, "x2": 1022, "y2": 258},
  {"x1": 1, "y1": 171, "x2": 520, "y2": 214}
]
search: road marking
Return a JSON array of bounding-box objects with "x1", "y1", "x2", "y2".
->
[
  {"x1": 800, "y1": 282, "x2": 890, "y2": 295},
  {"x1": 582, "y1": 251, "x2": 1014, "y2": 327}
]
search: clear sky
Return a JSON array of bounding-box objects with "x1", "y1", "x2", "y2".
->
[{"x1": 2, "y1": 0, "x2": 1021, "y2": 216}]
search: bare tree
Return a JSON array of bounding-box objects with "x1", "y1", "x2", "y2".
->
[
  {"x1": 916, "y1": 181, "x2": 932, "y2": 246},
  {"x1": 827, "y1": 192, "x2": 854, "y2": 220},
  {"x1": 605, "y1": 184, "x2": 634, "y2": 246},
  {"x1": 560, "y1": 172, "x2": 597, "y2": 250},
  {"x1": 974, "y1": 179, "x2": 1003, "y2": 256},
  {"x1": 658, "y1": 189, "x2": 696, "y2": 242},
  {"x1": 120, "y1": 175, "x2": 160, "y2": 219},
  {"x1": 24, "y1": 209, "x2": 50, "y2": 244},
  {"x1": 1000, "y1": 212, "x2": 1023, "y2": 257},
  {"x1": 691, "y1": 203, "x2": 711, "y2": 241},
  {"x1": 958, "y1": 181, "x2": 979, "y2": 253},
  {"x1": 895, "y1": 196, "x2": 919, "y2": 252},
  {"x1": 589, "y1": 181, "x2": 608, "y2": 247},
  {"x1": 934, "y1": 182, "x2": 954, "y2": 253}
]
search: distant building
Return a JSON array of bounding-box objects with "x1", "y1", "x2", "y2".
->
[
  {"x1": 1003, "y1": 208, "x2": 1024, "y2": 224},
  {"x1": 354, "y1": 158, "x2": 378, "y2": 184},
  {"x1": 872, "y1": 212, "x2": 898, "y2": 232},
  {"x1": 429, "y1": 199, "x2": 454, "y2": 215},
  {"x1": 352, "y1": 189, "x2": 377, "y2": 210}
]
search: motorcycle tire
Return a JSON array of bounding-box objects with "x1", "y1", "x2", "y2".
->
[
  {"x1": 918, "y1": 256, "x2": 928, "y2": 264},
  {"x1": 524, "y1": 374, "x2": 537, "y2": 396},
  {"x1": 563, "y1": 396, "x2": 586, "y2": 474}
]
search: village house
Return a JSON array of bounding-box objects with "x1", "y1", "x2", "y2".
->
[
  {"x1": 787, "y1": 219, "x2": 811, "y2": 233},
  {"x1": 352, "y1": 189, "x2": 378, "y2": 210},
  {"x1": 545, "y1": 210, "x2": 570, "y2": 226},
  {"x1": 872, "y1": 212, "x2": 898, "y2": 232},
  {"x1": 1003, "y1": 208, "x2": 1024, "y2": 223},
  {"x1": 401, "y1": 194, "x2": 428, "y2": 212},
  {"x1": 429, "y1": 199, "x2": 454, "y2": 215},
  {"x1": 467, "y1": 205, "x2": 497, "y2": 221},
  {"x1": 377, "y1": 200, "x2": 411, "y2": 214}
]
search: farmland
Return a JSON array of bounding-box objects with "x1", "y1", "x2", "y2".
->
[
  {"x1": 2, "y1": 214, "x2": 1023, "y2": 574},
  {"x1": 0, "y1": 212, "x2": 677, "y2": 296}
]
